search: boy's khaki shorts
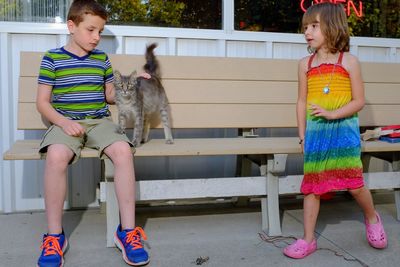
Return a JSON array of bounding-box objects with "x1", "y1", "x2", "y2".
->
[{"x1": 39, "y1": 117, "x2": 134, "y2": 164}]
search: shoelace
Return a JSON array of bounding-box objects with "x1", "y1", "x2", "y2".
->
[
  {"x1": 125, "y1": 227, "x2": 147, "y2": 250},
  {"x1": 41, "y1": 235, "x2": 63, "y2": 256}
]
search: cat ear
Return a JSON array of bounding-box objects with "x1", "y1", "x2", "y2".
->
[
  {"x1": 129, "y1": 71, "x2": 137, "y2": 84},
  {"x1": 114, "y1": 70, "x2": 121, "y2": 81}
]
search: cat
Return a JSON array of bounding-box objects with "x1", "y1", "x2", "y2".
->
[{"x1": 114, "y1": 43, "x2": 174, "y2": 147}]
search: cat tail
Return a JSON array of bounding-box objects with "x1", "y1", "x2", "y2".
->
[{"x1": 144, "y1": 43, "x2": 160, "y2": 78}]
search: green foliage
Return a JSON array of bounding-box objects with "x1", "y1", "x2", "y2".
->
[
  {"x1": 348, "y1": 0, "x2": 400, "y2": 38},
  {"x1": 147, "y1": 0, "x2": 185, "y2": 26},
  {"x1": 0, "y1": 0, "x2": 19, "y2": 18},
  {"x1": 98, "y1": 0, "x2": 185, "y2": 26}
]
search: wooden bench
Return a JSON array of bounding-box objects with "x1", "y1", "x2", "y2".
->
[{"x1": 4, "y1": 51, "x2": 400, "y2": 247}]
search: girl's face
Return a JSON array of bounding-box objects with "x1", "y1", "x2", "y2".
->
[{"x1": 304, "y1": 15, "x2": 325, "y2": 51}]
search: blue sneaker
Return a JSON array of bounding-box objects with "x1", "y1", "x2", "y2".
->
[
  {"x1": 114, "y1": 225, "x2": 149, "y2": 266},
  {"x1": 37, "y1": 232, "x2": 68, "y2": 267}
]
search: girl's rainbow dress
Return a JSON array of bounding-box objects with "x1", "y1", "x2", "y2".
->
[{"x1": 301, "y1": 52, "x2": 364, "y2": 195}]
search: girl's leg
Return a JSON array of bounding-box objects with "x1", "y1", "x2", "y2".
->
[
  {"x1": 303, "y1": 193, "x2": 320, "y2": 242},
  {"x1": 104, "y1": 141, "x2": 136, "y2": 229},
  {"x1": 349, "y1": 186, "x2": 377, "y2": 223},
  {"x1": 44, "y1": 144, "x2": 74, "y2": 234}
]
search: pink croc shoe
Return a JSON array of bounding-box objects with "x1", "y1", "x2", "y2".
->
[
  {"x1": 365, "y1": 211, "x2": 387, "y2": 249},
  {"x1": 283, "y1": 239, "x2": 317, "y2": 259}
]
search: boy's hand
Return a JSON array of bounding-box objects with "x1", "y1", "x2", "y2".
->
[
  {"x1": 139, "y1": 72, "x2": 151, "y2": 79},
  {"x1": 59, "y1": 119, "x2": 85, "y2": 137}
]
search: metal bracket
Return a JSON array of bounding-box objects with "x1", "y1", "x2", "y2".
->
[{"x1": 268, "y1": 154, "x2": 288, "y2": 176}]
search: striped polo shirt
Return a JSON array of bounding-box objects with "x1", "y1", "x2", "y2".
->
[{"x1": 38, "y1": 47, "x2": 114, "y2": 120}]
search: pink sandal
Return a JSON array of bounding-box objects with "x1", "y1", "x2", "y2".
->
[
  {"x1": 365, "y1": 211, "x2": 387, "y2": 249},
  {"x1": 283, "y1": 239, "x2": 317, "y2": 259}
]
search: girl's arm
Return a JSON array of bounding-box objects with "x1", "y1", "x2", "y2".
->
[
  {"x1": 310, "y1": 53, "x2": 365, "y2": 120},
  {"x1": 333, "y1": 53, "x2": 365, "y2": 118},
  {"x1": 297, "y1": 57, "x2": 309, "y2": 143}
]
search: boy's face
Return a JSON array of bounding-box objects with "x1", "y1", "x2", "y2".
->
[{"x1": 67, "y1": 14, "x2": 105, "y2": 53}]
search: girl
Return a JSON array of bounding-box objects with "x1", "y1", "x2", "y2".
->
[{"x1": 283, "y1": 2, "x2": 387, "y2": 259}]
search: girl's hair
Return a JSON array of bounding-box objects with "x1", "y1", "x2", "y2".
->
[
  {"x1": 302, "y1": 2, "x2": 350, "y2": 53},
  {"x1": 67, "y1": 0, "x2": 107, "y2": 25}
]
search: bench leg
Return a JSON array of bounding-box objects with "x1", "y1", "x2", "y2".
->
[
  {"x1": 106, "y1": 181, "x2": 119, "y2": 247},
  {"x1": 361, "y1": 153, "x2": 372, "y2": 172},
  {"x1": 395, "y1": 190, "x2": 400, "y2": 221},
  {"x1": 266, "y1": 172, "x2": 281, "y2": 235},
  {"x1": 393, "y1": 156, "x2": 400, "y2": 221},
  {"x1": 233, "y1": 155, "x2": 253, "y2": 206},
  {"x1": 103, "y1": 159, "x2": 119, "y2": 247},
  {"x1": 260, "y1": 155, "x2": 282, "y2": 236},
  {"x1": 260, "y1": 157, "x2": 269, "y2": 230}
]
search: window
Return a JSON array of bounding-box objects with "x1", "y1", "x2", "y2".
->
[
  {"x1": 98, "y1": 0, "x2": 222, "y2": 29},
  {"x1": 235, "y1": 0, "x2": 400, "y2": 39},
  {"x1": 0, "y1": 0, "x2": 222, "y2": 29},
  {"x1": 1, "y1": 0, "x2": 399, "y2": 38},
  {"x1": 0, "y1": 0, "x2": 72, "y2": 23},
  {"x1": 235, "y1": 0, "x2": 302, "y2": 33}
]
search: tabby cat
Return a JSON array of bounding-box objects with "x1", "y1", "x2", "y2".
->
[{"x1": 114, "y1": 43, "x2": 174, "y2": 147}]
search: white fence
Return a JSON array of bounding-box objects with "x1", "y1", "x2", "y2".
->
[{"x1": 1, "y1": 20, "x2": 400, "y2": 212}]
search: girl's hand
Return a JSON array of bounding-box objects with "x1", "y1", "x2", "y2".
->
[
  {"x1": 139, "y1": 72, "x2": 151, "y2": 79},
  {"x1": 309, "y1": 103, "x2": 336, "y2": 120}
]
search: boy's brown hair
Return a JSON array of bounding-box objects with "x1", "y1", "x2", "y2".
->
[
  {"x1": 302, "y1": 2, "x2": 350, "y2": 53},
  {"x1": 67, "y1": 0, "x2": 107, "y2": 25}
]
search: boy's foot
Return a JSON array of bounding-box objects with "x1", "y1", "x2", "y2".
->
[
  {"x1": 37, "y1": 232, "x2": 68, "y2": 267},
  {"x1": 114, "y1": 225, "x2": 150, "y2": 266}
]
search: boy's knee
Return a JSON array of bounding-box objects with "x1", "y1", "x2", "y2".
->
[
  {"x1": 46, "y1": 145, "x2": 74, "y2": 165},
  {"x1": 106, "y1": 141, "x2": 133, "y2": 159}
]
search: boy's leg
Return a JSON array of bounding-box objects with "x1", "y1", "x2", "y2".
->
[
  {"x1": 37, "y1": 144, "x2": 74, "y2": 267},
  {"x1": 38, "y1": 124, "x2": 82, "y2": 267},
  {"x1": 105, "y1": 141, "x2": 149, "y2": 266},
  {"x1": 103, "y1": 141, "x2": 136, "y2": 229},
  {"x1": 44, "y1": 144, "x2": 75, "y2": 234},
  {"x1": 87, "y1": 118, "x2": 149, "y2": 265}
]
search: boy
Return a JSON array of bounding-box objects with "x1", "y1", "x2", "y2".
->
[{"x1": 36, "y1": 0, "x2": 149, "y2": 266}]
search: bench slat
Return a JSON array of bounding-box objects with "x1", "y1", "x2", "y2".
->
[
  {"x1": 18, "y1": 102, "x2": 400, "y2": 130},
  {"x1": 19, "y1": 76, "x2": 400, "y2": 105},
  {"x1": 20, "y1": 52, "x2": 299, "y2": 80},
  {"x1": 18, "y1": 103, "x2": 298, "y2": 129},
  {"x1": 20, "y1": 52, "x2": 400, "y2": 83},
  {"x1": 20, "y1": 77, "x2": 299, "y2": 104},
  {"x1": 4, "y1": 138, "x2": 400, "y2": 161}
]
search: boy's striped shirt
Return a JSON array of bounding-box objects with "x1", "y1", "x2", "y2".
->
[{"x1": 38, "y1": 47, "x2": 114, "y2": 120}]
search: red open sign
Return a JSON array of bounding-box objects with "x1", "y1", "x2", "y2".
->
[{"x1": 300, "y1": 0, "x2": 363, "y2": 17}]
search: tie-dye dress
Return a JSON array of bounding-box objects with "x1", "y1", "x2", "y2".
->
[{"x1": 301, "y1": 52, "x2": 364, "y2": 195}]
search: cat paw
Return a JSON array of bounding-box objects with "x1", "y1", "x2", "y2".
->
[
  {"x1": 165, "y1": 139, "x2": 174, "y2": 144},
  {"x1": 116, "y1": 127, "x2": 125, "y2": 134},
  {"x1": 132, "y1": 140, "x2": 142, "y2": 147}
]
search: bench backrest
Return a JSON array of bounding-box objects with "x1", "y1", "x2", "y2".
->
[{"x1": 18, "y1": 51, "x2": 400, "y2": 130}]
